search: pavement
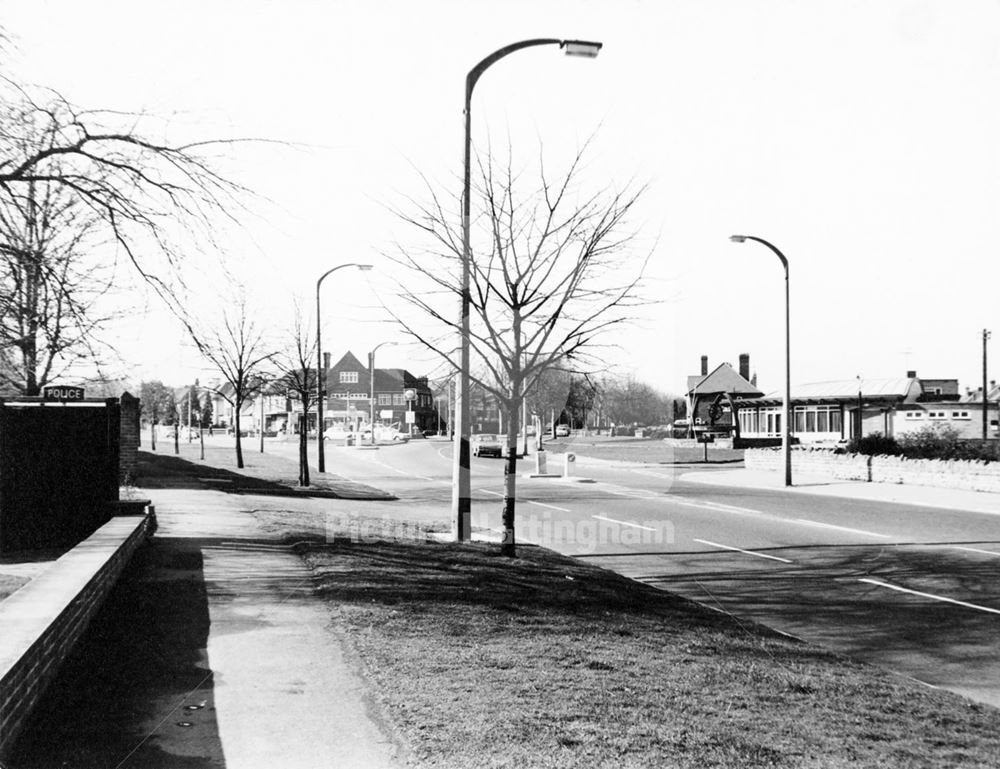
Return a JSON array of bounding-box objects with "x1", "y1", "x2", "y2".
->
[
  {"x1": 681, "y1": 467, "x2": 1000, "y2": 516},
  {"x1": 9, "y1": 467, "x2": 405, "y2": 768}
]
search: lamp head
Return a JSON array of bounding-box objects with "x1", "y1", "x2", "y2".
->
[
  {"x1": 729, "y1": 235, "x2": 748, "y2": 243},
  {"x1": 358, "y1": 264, "x2": 374, "y2": 271},
  {"x1": 561, "y1": 40, "x2": 602, "y2": 57}
]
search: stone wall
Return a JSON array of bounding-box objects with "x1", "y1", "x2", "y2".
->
[
  {"x1": 0, "y1": 513, "x2": 153, "y2": 759},
  {"x1": 745, "y1": 447, "x2": 1000, "y2": 492}
]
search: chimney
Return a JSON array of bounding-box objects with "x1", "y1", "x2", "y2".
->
[
  {"x1": 739, "y1": 353, "x2": 750, "y2": 381},
  {"x1": 323, "y1": 352, "x2": 331, "y2": 370},
  {"x1": 906, "y1": 370, "x2": 916, "y2": 379},
  {"x1": 700, "y1": 355, "x2": 708, "y2": 376}
]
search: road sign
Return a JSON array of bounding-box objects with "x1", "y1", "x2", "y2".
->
[
  {"x1": 42, "y1": 386, "x2": 86, "y2": 401},
  {"x1": 404, "y1": 388, "x2": 416, "y2": 401}
]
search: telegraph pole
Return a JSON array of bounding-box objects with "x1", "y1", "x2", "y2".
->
[{"x1": 984, "y1": 329, "x2": 992, "y2": 440}]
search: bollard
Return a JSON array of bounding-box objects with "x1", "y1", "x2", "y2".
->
[
  {"x1": 563, "y1": 452, "x2": 576, "y2": 478},
  {"x1": 535, "y1": 450, "x2": 548, "y2": 475}
]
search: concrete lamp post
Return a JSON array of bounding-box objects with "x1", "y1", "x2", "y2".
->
[
  {"x1": 730, "y1": 234, "x2": 792, "y2": 487},
  {"x1": 369, "y1": 341, "x2": 397, "y2": 445},
  {"x1": 316, "y1": 262, "x2": 373, "y2": 473},
  {"x1": 454, "y1": 37, "x2": 603, "y2": 541}
]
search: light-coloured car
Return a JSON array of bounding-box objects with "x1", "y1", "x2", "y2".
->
[
  {"x1": 554, "y1": 424, "x2": 570, "y2": 437},
  {"x1": 471, "y1": 433, "x2": 503, "y2": 458}
]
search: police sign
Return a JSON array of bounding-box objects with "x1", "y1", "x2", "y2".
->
[{"x1": 43, "y1": 386, "x2": 86, "y2": 401}]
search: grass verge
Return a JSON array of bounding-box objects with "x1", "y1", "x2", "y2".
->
[{"x1": 251, "y1": 508, "x2": 1000, "y2": 769}]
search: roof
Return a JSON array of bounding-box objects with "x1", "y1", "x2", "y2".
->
[
  {"x1": 687, "y1": 363, "x2": 762, "y2": 397},
  {"x1": 738, "y1": 377, "x2": 922, "y2": 406}
]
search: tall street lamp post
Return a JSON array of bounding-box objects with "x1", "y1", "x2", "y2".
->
[
  {"x1": 369, "y1": 341, "x2": 397, "y2": 445},
  {"x1": 454, "y1": 37, "x2": 603, "y2": 541},
  {"x1": 316, "y1": 263, "x2": 372, "y2": 473},
  {"x1": 730, "y1": 234, "x2": 792, "y2": 487},
  {"x1": 984, "y1": 329, "x2": 992, "y2": 440}
]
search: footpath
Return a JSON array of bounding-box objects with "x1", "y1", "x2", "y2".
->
[
  {"x1": 681, "y1": 466, "x2": 1000, "y2": 516},
  {"x1": 8, "y1": 448, "x2": 404, "y2": 769}
]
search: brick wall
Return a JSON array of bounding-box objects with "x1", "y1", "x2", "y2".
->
[
  {"x1": 119, "y1": 392, "x2": 141, "y2": 484},
  {"x1": 0, "y1": 513, "x2": 153, "y2": 759},
  {"x1": 745, "y1": 448, "x2": 1000, "y2": 492}
]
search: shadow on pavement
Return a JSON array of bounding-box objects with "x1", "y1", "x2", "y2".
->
[{"x1": 9, "y1": 537, "x2": 224, "y2": 769}]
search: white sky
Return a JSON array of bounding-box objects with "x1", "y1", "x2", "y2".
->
[{"x1": 5, "y1": 0, "x2": 1000, "y2": 396}]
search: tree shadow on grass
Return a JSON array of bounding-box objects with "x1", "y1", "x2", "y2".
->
[{"x1": 133, "y1": 450, "x2": 395, "y2": 500}]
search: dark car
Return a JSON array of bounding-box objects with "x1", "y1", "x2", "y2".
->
[{"x1": 471, "y1": 433, "x2": 503, "y2": 457}]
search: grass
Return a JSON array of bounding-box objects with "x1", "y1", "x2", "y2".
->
[
  {"x1": 249, "y1": 507, "x2": 1000, "y2": 769},
  {"x1": 547, "y1": 434, "x2": 745, "y2": 465}
]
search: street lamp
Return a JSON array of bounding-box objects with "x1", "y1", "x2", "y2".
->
[
  {"x1": 316, "y1": 262, "x2": 373, "y2": 473},
  {"x1": 454, "y1": 37, "x2": 603, "y2": 541},
  {"x1": 730, "y1": 234, "x2": 792, "y2": 487},
  {"x1": 369, "y1": 341, "x2": 397, "y2": 445}
]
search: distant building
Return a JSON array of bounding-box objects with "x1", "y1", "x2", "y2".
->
[
  {"x1": 685, "y1": 353, "x2": 763, "y2": 437},
  {"x1": 735, "y1": 371, "x2": 999, "y2": 443}
]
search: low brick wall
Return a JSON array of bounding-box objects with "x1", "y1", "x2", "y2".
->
[
  {"x1": 745, "y1": 448, "x2": 1000, "y2": 492},
  {"x1": 0, "y1": 511, "x2": 154, "y2": 759}
]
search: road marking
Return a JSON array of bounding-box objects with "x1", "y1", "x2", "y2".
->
[
  {"x1": 479, "y1": 489, "x2": 503, "y2": 497},
  {"x1": 859, "y1": 578, "x2": 1000, "y2": 615},
  {"x1": 592, "y1": 515, "x2": 657, "y2": 531},
  {"x1": 792, "y1": 519, "x2": 893, "y2": 539},
  {"x1": 954, "y1": 545, "x2": 1000, "y2": 557},
  {"x1": 528, "y1": 500, "x2": 571, "y2": 512},
  {"x1": 675, "y1": 498, "x2": 765, "y2": 517},
  {"x1": 693, "y1": 538, "x2": 793, "y2": 563}
]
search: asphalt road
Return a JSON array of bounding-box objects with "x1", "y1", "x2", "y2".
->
[{"x1": 306, "y1": 438, "x2": 1000, "y2": 709}]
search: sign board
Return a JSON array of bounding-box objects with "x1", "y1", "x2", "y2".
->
[
  {"x1": 42, "y1": 386, "x2": 86, "y2": 401},
  {"x1": 696, "y1": 433, "x2": 715, "y2": 443},
  {"x1": 379, "y1": 410, "x2": 394, "y2": 420},
  {"x1": 405, "y1": 411, "x2": 416, "y2": 424},
  {"x1": 403, "y1": 388, "x2": 417, "y2": 401}
]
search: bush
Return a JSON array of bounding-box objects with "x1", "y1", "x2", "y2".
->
[
  {"x1": 896, "y1": 424, "x2": 999, "y2": 462},
  {"x1": 847, "y1": 432, "x2": 900, "y2": 456}
]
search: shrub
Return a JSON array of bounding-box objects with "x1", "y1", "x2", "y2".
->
[
  {"x1": 847, "y1": 432, "x2": 900, "y2": 456},
  {"x1": 895, "y1": 424, "x2": 999, "y2": 462}
]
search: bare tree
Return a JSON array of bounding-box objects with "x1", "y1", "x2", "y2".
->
[
  {"x1": 273, "y1": 303, "x2": 317, "y2": 486},
  {"x1": 389, "y1": 144, "x2": 648, "y2": 556},
  {"x1": 0, "y1": 81, "x2": 249, "y2": 306},
  {"x1": 189, "y1": 296, "x2": 276, "y2": 469},
  {"x1": 0, "y1": 175, "x2": 121, "y2": 394}
]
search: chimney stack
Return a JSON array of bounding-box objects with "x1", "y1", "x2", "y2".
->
[
  {"x1": 739, "y1": 353, "x2": 750, "y2": 381},
  {"x1": 700, "y1": 355, "x2": 708, "y2": 376},
  {"x1": 906, "y1": 370, "x2": 917, "y2": 379}
]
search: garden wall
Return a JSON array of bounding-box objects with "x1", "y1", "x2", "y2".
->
[{"x1": 745, "y1": 448, "x2": 1000, "y2": 493}]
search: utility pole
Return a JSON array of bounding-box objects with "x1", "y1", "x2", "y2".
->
[{"x1": 984, "y1": 329, "x2": 992, "y2": 440}]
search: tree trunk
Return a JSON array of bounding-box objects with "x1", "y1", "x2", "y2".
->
[
  {"x1": 235, "y1": 409, "x2": 245, "y2": 468},
  {"x1": 501, "y1": 395, "x2": 521, "y2": 557},
  {"x1": 298, "y1": 413, "x2": 310, "y2": 486}
]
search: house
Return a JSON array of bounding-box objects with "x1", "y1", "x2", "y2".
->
[
  {"x1": 686, "y1": 354, "x2": 763, "y2": 437},
  {"x1": 735, "y1": 370, "x2": 999, "y2": 443}
]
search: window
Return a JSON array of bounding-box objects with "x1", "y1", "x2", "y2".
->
[
  {"x1": 392, "y1": 393, "x2": 405, "y2": 406},
  {"x1": 830, "y1": 410, "x2": 841, "y2": 432},
  {"x1": 378, "y1": 393, "x2": 392, "y2": 405},
  {"x1": 904, "y1": 411, "x2": 924, "y2": 420},
  {"x1": 951, "y1": 411, "x2": 970, "y2": 420},
  {"x1": 794, "y1": 409, "x2": 805, "y2": 433},
  {"x1": 817, "y1": 409, "x2": 829, "y2": 433},
  {"x1": 805, "y1": 411, "x2": 816, "y2": 432},
  {"x1": 339, "y1": 371, "x2": 358, "y2": 384},
  {"x1": 928, "y1": 411, "x2": 946, "y2": 420}
]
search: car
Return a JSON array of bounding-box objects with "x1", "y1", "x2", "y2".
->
[
  {"x1": 554, "y1": 424, "x2": 570, "y2": 437},
  {"x1": 471, "y1": 433, "x2": 503, "y2": 458}
]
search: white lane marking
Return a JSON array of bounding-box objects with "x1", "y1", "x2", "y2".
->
[
  {"x1": 859, "y1": 579, "x2": 1000, "y2": 615},
  {"x1": 693, "y1": 538, "x2": 793, "y2": 563},
  {"x1": 676, "y1": 498, "x2": 765, "y2": 517},
  {"x1": 528, "y1": 500, "x2": 571, "y2": 512},
  {"x1": 479, "y1": 489, "x2": 504, "y2": 497},
  {"x1": 792, "y1": 519, "x2": 893, "y2": 539},
  {"x1": 954, "y1": 545, "x2": 1000, "y2": 557},
  {"x1": 592, "y1": 515, "x2": 657, "y2": 531}
]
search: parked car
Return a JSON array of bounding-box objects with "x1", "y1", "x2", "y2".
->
[
  {"x1": 554, "y1": 424, "x2": 570, "y2": 437},
  {"x1": 471, "y1": 433, "x2": 503, "y2": 457}
]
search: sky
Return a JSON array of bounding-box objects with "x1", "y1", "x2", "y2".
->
[{"x1": 4, "y1": 0, "x2": 1000, "y2": 397}]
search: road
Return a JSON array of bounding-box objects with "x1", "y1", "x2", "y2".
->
[{"x1": 275, "y1": 437, "x2": 1000, "y2": 708}]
